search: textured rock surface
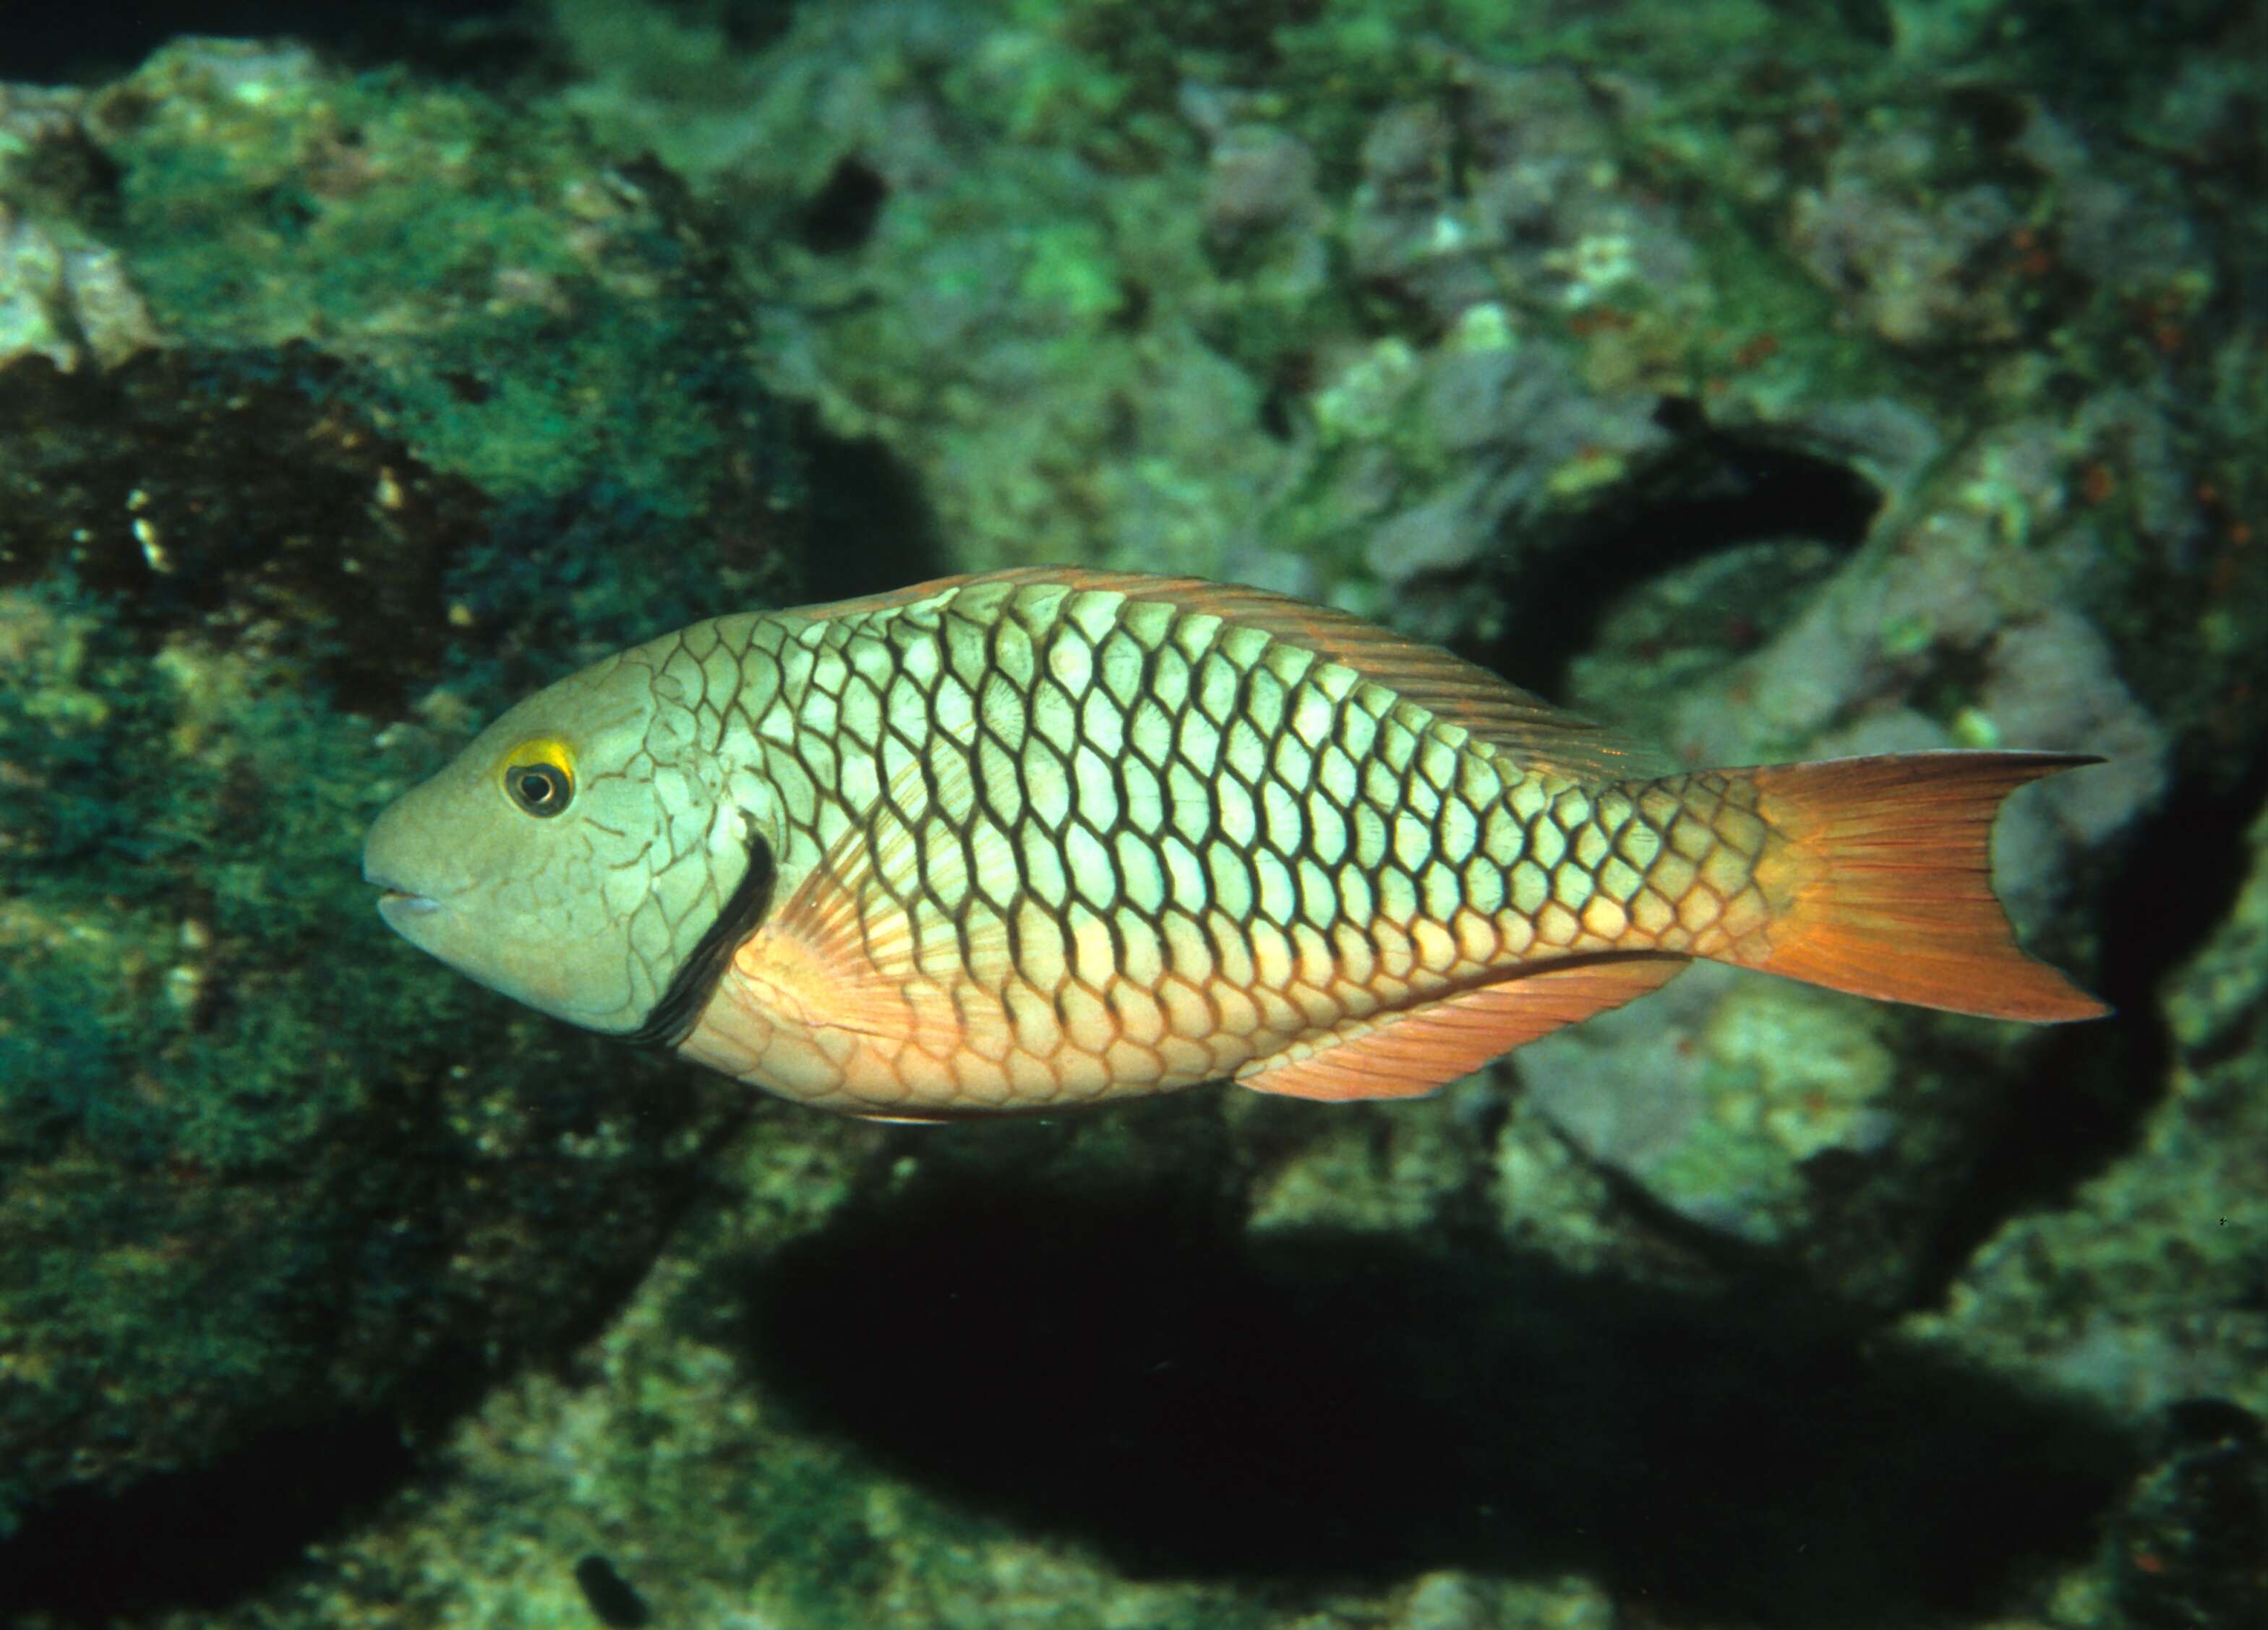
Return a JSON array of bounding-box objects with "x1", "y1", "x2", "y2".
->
[
  {"x1": 0, "y1": 35, "x2": 803, "y2": 1543},
  {"x1": 3, "y1": 1, "x2": 2264, "y2": 1626}
]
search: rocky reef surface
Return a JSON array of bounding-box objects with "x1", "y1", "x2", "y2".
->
[{"x1": 1, "y1": 2, "x2": 2262, "y2": 1627}]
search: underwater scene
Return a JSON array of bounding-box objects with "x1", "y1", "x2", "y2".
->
[{"x1": 1, "y1": 1, "x2": 2264, "y2": 1626}]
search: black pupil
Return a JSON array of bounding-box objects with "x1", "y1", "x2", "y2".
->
[{"x1": 514, "y1": 765, "x2": 565, "y2": 810}]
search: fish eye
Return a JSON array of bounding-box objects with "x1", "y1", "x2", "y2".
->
[{"x1": 501, "y1": 739, "x2": 575, "y2": 818}]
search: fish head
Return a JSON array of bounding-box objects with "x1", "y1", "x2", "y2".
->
[{"x1": 363, "y1": 649, "x2": 750, "y2": 1035}]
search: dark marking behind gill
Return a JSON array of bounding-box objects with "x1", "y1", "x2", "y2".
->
[
  {"x1": 628, "y1": 829, "x2": 776, "y2": 1048},
  {"x1": 573, "y1": 1554, "x2": 653, "y2": 1628}
]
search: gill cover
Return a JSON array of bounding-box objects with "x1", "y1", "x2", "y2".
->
[{"x1": 362, "y1": 648, "x2": 756, "y2": 1034}]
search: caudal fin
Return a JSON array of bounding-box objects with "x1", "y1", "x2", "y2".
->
[{"x1": 1737, "y1": 752, "x2": 2109, "y2": 1022}]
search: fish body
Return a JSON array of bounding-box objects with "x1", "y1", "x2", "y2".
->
[{"x1": 364, "y1": 570, "x2": 2105, "y2": 1119}]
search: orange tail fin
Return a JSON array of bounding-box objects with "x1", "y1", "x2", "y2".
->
[{"x1": 1737, "y1": 752, "x2": 2109, "y2": 1022}]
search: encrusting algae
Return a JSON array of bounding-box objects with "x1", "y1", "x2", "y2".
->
[{"x1": 364, "y1": 569, "x2": 2106, "y2": 1120}]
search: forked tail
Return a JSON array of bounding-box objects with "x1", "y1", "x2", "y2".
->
[{"x1": 1733, "y1": 752, "x2": 2108, "y2": 1022}]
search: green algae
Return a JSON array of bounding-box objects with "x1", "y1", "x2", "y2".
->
[
  {"x1": 85, "y1": 39, "x2": 787, "y2": 528},
  {"x1": 0, "y1": 549, "x2": 750, "y2": 1533},
  {"x1": 0, "y1": 347, "x2": 478, "y2": 713},
  {"x1": 0, "y1": 39, "x2": 805, "y2": 1538},
  {"x1": 4, "y1": 2, "x2": 2266, "y2": 1626}
]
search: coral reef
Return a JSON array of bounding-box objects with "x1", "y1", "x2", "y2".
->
[
  {"x1": 0, "y1": 33, "x2": 805, "y2": 1548},
  {"x1": 3, "y1": 1, "x2": 2264, "y2": 1627},
  {"x1": 0, "y1": 358, "x2": 758, "y2": 1540}
]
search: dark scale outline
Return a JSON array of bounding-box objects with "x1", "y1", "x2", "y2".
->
[
  {"x1": 1249, "y1": 839, "x2": 1298, "y2": 930},
  {"x1": 1424, "y1": 756, "x2": 1477, "y2": 872},
  {"x1": 1525, "y1": 793, "x2": 1573, "y2": 872},
  {"x1": 1418, "y1": 861, "x2": 1465, "y2": 934},
  {"x1": 1618, "y1": 784, "x2": 1681, "y2": 867},
  {"x1": 1203, "y1": 834, "x2": 1257, "y2": 927},
  {"x1": 1293, "y1": 852, "x2": 1340, "y2": 936},
  {"x1": 1304, "y1": 677, "x2": 1366, "y2": 825},
  {"x1": 1171, "y1": 703, "x2": 1223, "y2": 786},
  {"x1": 662, "y1": 578, "x2": 1771, "y2": 1104},
  {"x1": 1069, "y1": 737, "x2": 1126, "y2": 845},
  {"x1": 1064, "y1": 819, "x2": 1122, "y2": 916},
  {"x1": 1020, "y1": 732, "x2": 1073, "y2": 837},
  {"x1": 980, "y1": 607, "x2": 1034, "y2": 692},
  {"x1": 1257, "y1": 773, "x2": 1307, "y2": 872},
  {"x1": 1116, "y1": 747, "x2": 1165, "y2": 843},
  {"x1": 1221, "y1": 656, "x2": 1264, "y2": 773},
  {"x1": 1030, "y1": 667, "x2": 1084, "y2": 760},
  {"x1": 971, "y1": 681, "x2": 1030, "y2": 824},
  {"x1": 1586, "y1": 792, "x2": 1645, "y2": 904},
  {"x1": 711, "y1": 632, "x2": 750, "y2": 729},
  {"x1": 1125, "y1": 685, "x2": 1176, "y2": 771},
  {"x1": 1142, "y1": 643, "x2": 1192, "y2": 738},
  {"x1": 1664, "y1": 797, "x2": 1721, "y2": 865},
  {"x1": 1193, "y1": 644, "x2": 1242, "y2": 729},
  {"x1": 1241, "y1": 657, "x2": 1291, "y2": 742},
  {"x1": 1095, "y1": 624, "x2": 1147, "y2": 712},
  {"x1": 1213, "y1": 770, "x2": 1262, "y2": 865},
  {"x1": 1168, "y1": 641, "x2": 1233, "y2": 859},
  {"x1": 1016, "y1": 811, "x2": 1074, "y2": 918},
  {"x1": 1357, "y1": 749, "x2": 1404, "y2": 826},
  {"x1": 1077, "y1": 679, "x2": 1129, "y2": 764},
  {"x1": 1112, "y1": 826, "x2": 1170, "y2": 919},
  {"x1": 1045, "y1": 620, "x2": 1100, "y2": 713}
]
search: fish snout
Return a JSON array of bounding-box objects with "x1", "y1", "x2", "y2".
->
[
  {"x1": 362, "y1": 796, "x2": 458, "y2": 929},
  {"x1": 362, "y1": 855, "x2": 441, "y2": 919}
]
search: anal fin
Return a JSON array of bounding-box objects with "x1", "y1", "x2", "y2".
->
[{"x1": 1235, "y1": 956, "x2": 1688, "y2": 1102}]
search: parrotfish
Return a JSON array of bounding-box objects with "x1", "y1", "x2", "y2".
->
[{"x1": 363, "y1": 569, "x2": 2106, "y2": 1120}]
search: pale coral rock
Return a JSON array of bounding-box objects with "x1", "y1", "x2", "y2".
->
[
  {"x1": 1789, "y1": 130, "x2": 2024, "y2": 348},
  {"x1": 1979, "y1": 611, "x2": 2168, "y2": 846}
]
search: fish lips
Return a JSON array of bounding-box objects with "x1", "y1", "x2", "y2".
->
[
  {"x1": 377, "y1": 888, "x2": 442, "y2": 925},
  {"x1": 369, "y1": 876, "x2": 467, "y2": 972},
  {"x1": 364, "y1": 865, "x2": 443, "y2": 932}
]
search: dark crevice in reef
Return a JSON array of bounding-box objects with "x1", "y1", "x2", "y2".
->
[
  {"x1": 1473, "y1": 413, "x2": 1882, "y2": 700},
  {"x1": 1912, "y1": 743, "x2": 2268, "y2": 1300},
  {"x1": 790, "y1": 411, "x2": 954, "y2": 604},
  {"x1": 0, "y1": 1409, "x2": 418, "y2": 1624},
  {"x1": 708, "y1": 1175, "x2": 2136, "y2": 1627},
  {"x1": 0, "y1": 347, "x2": 484, "y2": 718},
  {"x1": 799, "y1": 157, "x2": 891, "y2": 255},
  {"x1": 4, "y1": 2, "x2": 544, "y2": 85},
  {"x1": 0, "y1": 1185, "x2": 689, "y2": 1626}
]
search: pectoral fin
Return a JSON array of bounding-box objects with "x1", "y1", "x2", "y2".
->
[{"x1": 682, "y1": 748, "x2": 1020, "y2": 1111}]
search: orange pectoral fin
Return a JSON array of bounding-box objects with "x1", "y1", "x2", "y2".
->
[
  {"x1": 684, "y1": 853, "x2": 967, "y2": 1109},
  {"x1": 693, "y1": 747, "x2": 1020, "y2": 1114},
  {"x1": 731, "y1": 922, "x2": 910, "y2": 1045},
  {"x1": 1236, "y1": 955, "x2": 1688, "y2": 1102}
]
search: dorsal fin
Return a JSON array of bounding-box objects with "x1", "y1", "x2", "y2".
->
[
  {"x1": 1236, "y1": 955, "x2": 1688, "y2": 1101},
  {"x1": 792, "y1": 566, "x2": 1674, "y2": 782}
]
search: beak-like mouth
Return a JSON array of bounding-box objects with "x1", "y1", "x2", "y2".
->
[{"x1": 365, "y1": 865, "x2": 442, "y2": 920}]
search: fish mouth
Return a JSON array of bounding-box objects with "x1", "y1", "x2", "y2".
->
[{"x1": 364, "y1": 865, "x2": 442, "y2": 921}]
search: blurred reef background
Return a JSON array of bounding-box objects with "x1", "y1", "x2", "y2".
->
[{"x1": 1, "y1": 1, "x2": 2264, "y2": 1626}]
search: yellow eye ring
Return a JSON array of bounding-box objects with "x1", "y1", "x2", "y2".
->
[{"x1": 500, "y1": 737, "x2": 576, "y2": 819}]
